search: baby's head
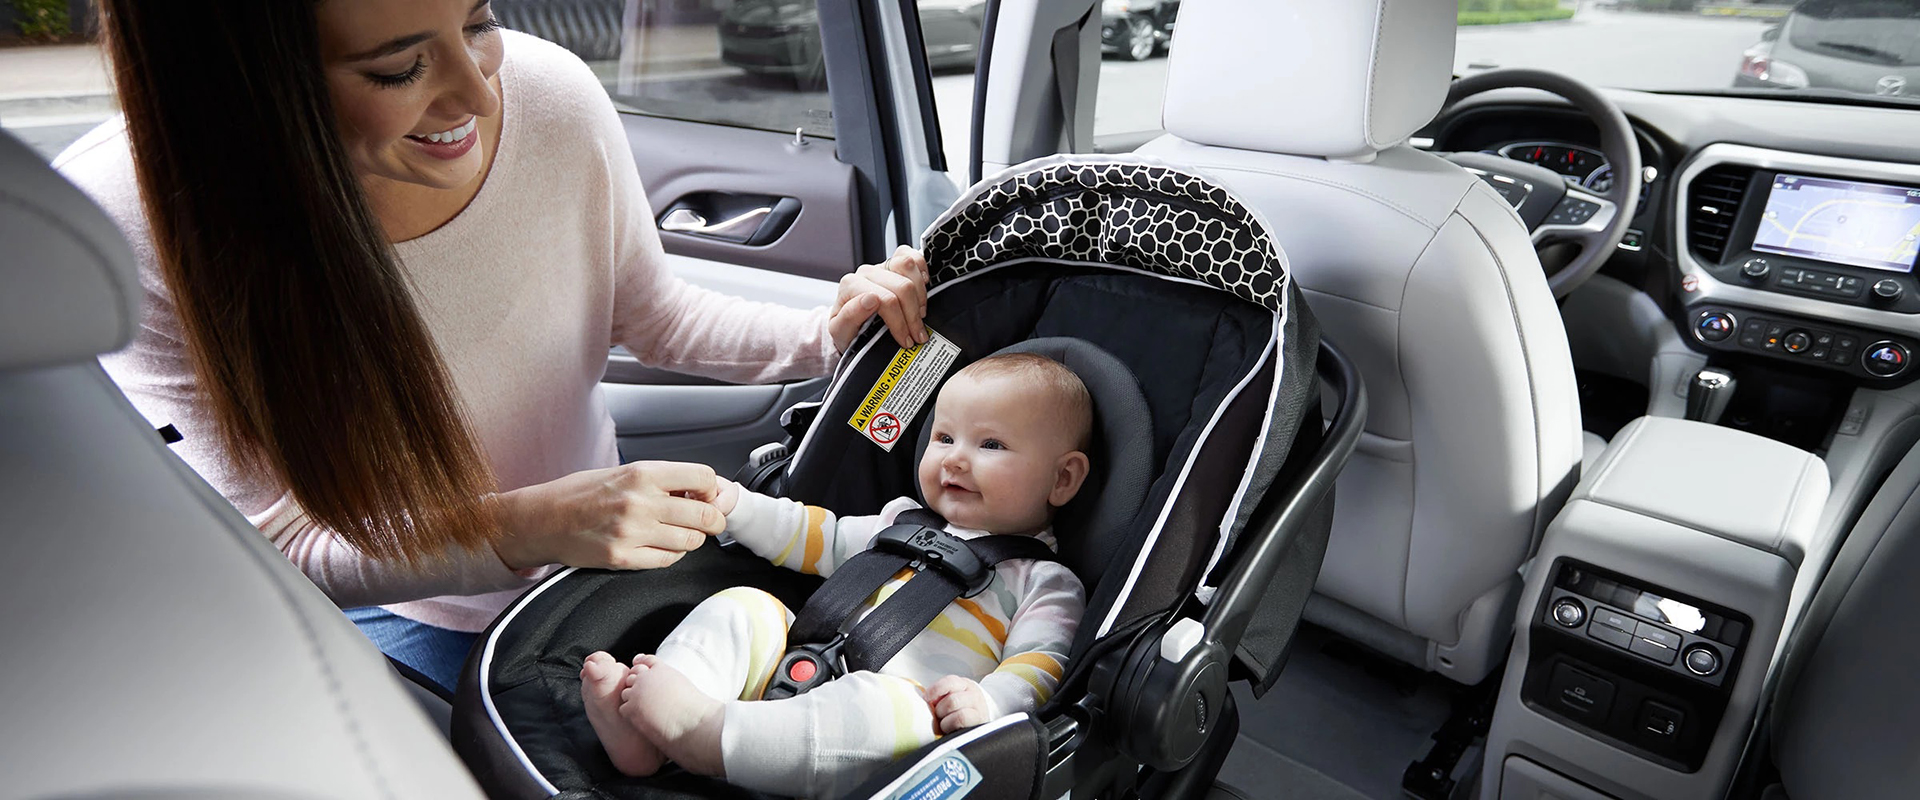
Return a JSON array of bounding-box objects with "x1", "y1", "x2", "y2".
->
[{"x1": 919, "y1": 353, "x2": 1093, "y2": 535}]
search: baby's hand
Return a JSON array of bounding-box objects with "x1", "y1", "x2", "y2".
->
[
  {"x1": 713, "y1": 477, "x2": 741, "y2": 516},
  {"x1": 927, "y1": 675, "x2": 993, "y2": 735}
]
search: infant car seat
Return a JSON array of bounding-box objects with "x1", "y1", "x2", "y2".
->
[{"x1": 452, "y1": 154, "x2": 1366, "y2": 799}]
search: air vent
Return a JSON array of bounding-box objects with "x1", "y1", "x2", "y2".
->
[{"x1": 1687, "y1": 166, "x2": 1754, "y2": 265}]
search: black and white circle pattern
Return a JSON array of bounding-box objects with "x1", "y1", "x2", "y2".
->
[{"x1": 922, "y1": 159, "x2": 1287, "y2": 313}]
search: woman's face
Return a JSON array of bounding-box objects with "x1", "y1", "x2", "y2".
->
[{"x1": 315, "y1": 0, "x2": 505, "y2": 191}]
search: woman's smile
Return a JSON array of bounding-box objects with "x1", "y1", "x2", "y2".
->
[{"x1": 406, "y1": 117, "x2": 479, "y2": 159}]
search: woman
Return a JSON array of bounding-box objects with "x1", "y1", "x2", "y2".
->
[{"x1": 56, "y1": 0, "x2": 930, "y2": 691}]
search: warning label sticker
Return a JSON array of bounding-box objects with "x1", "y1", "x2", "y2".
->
[{"x1": 848, "y1": 328, "x2": 961, "y2": 451}]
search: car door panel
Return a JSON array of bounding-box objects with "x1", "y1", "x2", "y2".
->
[
  {"x1": 609, "y1": 379, "x2": 828, "y2": 469},
  {"x1": 621, "y1": 115, "x2": 863, "y2": 281}
]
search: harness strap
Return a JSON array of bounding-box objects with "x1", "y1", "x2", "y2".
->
[{"x1": 763, "y1": 507, "x2": 1061, "y2": 698}]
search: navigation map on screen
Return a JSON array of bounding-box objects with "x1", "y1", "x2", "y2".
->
[{"x1": 1752, "y1": 174, "x2": 1920, "y2": 273}]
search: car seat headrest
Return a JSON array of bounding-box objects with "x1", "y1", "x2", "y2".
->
[
  {"x1": 0, "y1": 130, "x2": 139, "y2": 372},
  {"x1": 1161, "y1": 0, "x2": 1457, "y2": 160},
  {"x1": 915, "y1": 338, "x2": 1154, "y2": 554}
]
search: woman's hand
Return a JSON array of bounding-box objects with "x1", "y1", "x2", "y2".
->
[
  {"x1": 829, "y1": 245, "x2": 930, "y2": 352},
  {"x1": 491, "y1": 461, "x2": 726, "y2": 572}
]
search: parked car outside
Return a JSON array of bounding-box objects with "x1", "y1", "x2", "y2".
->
[
  {"x1": 1735, "y1": 0, "x2": 1920, "y2": 96},
  {"x1": 1100, "y1": 0, "x2": 1178, "y2": 61},
  {"x1": 719, "y1": 0, "x2": 984, "y2": 86}
]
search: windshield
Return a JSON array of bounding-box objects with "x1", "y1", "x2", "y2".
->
[{"x1": 1453, "y1": 0, "x2": 1920, "y2": 104}]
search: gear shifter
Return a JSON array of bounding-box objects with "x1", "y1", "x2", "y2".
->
[{"x1": 1686, "y1": 368, "x2": 1735, "y2": 424}]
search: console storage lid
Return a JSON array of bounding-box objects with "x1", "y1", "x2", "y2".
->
[{"x1": 1577, "y1": 416, "x2": 1828, "y2": 565}]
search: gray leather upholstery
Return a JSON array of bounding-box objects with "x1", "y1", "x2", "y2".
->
[
  {"x1": 0, "y1": 130, "x2": 484, "y2": 798},
  {"x1": 1139, "y1": 0, "x2": 1582, "y2": 682},
  {"x1": 1579, "y1": 417, "x2": 1827, "y2": 565},
  {"x1": 0, "y1": 133, "x2": 138, "y2": 371},
  {"x1": 1160, "y1": 0, "x2": 1456, "y2": 160},
  {"x1": 1769, "y1": 439, "x2": 1920, "y2": 799}
]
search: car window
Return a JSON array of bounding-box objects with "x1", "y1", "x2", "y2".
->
[
  {"x1": 1092, "y1": 0, "x2": 1179, "y2": 146},
  {"x1": 1785, "y1": 0, "x2": 1920, "y2": 67},
  {"x1": 493, "y1": 0, "x2": 836, "y2": 138}
]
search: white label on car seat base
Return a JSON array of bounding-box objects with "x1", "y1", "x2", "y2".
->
[
  {"x1": 848, "y1": 327, "x2": 960, "y2": 451},
  {"x1": 888, "y1": 754, "x2": 980, "y2": 800}
]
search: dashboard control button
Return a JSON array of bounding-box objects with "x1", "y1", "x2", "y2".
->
[
  {"x1": 1633, "y1": 622, "x2": 1683, "y2": 650},
  {"x1": 1740, "y1": 258, "x2": 1770, "y2": 281},
  {"x1": 1811, "y1": 348, "x2": 1829, "y2": 360},
  {"x1": 1589, "y1": 621, "x2": 1634, "y2": 649},
  {"x1": 1693, "y1": 311, "x2": 1735, "y2": 343},
  {"x1": 1684, "y1": 645, "x2": 1721, "y2": 677},
  {"x1": 1865, "y1": 341, "x2": 1910, "y2": 377},
  {"x1": 1783, "y1": 331, "x2": 1812, "y2": 353},
  {"x1": 1833, "y1": 350, "x2": 1853, "y2": 366},
  {"x1": 1593, "y1": 607, "x2": 1635, "y2": 633},
  {"x1": 1874, "y1": 279, "x2": 1905, "y2": 302},
  {"x1": 1630, "y1": 635, "x2": 1680, "y2": 665},
  {"x1": 1551, "y1": 598, "x2": 1586, "y2": 628},
  {"x1": 1815, "y1": 333, "x2": 1833, "y2": 346}
]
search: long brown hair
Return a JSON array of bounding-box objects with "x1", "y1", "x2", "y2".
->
[{"x1": 101, "y1": 0, "x2": 497, "y2": 565}]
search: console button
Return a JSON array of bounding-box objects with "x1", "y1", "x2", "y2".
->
[
  {"x1": 1783, "y1": 331, "x2": 1811, "y2": 353},
  {"x1": 1635, "y1": 700, "x2": 1685, "y2": 745},
  {"x1": 1833, "y1": 349, "x2": 1854, "y2": 366},
  {"x1": 1875, "y1": 279, "x2": 1905, "y2": 302},
  {"x1": 1551, "y1": 598, "x2": 1586, "y2": 628},
  {"x1": 1588, "y1": 621, "x2": 1634, "y2": 649},
  {"x1": 1633, "y1": 622, "x2": 1683, "y2": 650},
  {"x1": 1630, "y1": 635, "x2": 1680, "y2": 665},
  {"x1": 1684, "y1": 645, "x2": 1721, "y2": 677},
  {"x1": 1811, "y1": 348, "x2": 1829, "y2": 361},
  {"x1": 1548, "y1": 663, "x2": 1616, "y2": 723},
  {"x1": 1815, "y1": 333, "x2": 1834, "y2": 346},
  {"x1": 1740, "y1": 258, "x2": 1770, "y2": 281},
  {"x1": 1865, "y1": 341, "x2": 1911, "y2": 378},
  {"x1": 1694, "y1": 311, "x2": 1735, "y2": 343},
  {"x1": 1593, "y1": 607, "x2": 1635, "y2": 632}
]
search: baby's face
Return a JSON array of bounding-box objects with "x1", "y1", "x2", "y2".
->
[{"x1": 918, "y1": 372, "x2": 1086, "y2": 534}]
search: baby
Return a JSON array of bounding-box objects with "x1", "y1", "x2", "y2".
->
[{"x1": 579, "y1": 352, "x2": 1093, "y2": 798}]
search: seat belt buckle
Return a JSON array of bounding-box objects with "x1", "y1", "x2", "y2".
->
[
  {"x1": 761, "y1": 636, "x2": 847, "y2": 701},
  {"x1": 874, "y1": 523, "x2": 993, "y2": 597}
]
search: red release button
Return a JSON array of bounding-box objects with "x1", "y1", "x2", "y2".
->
[{"x1": 789, "y1": 659, "x2": 817, "y2": 683}]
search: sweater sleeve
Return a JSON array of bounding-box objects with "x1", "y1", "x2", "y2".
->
[
  {"x1": 723, "y1": 489, "x2": 897, "y2": 578},
  {"x1": 978, "y1": 562, "x2": 1085, "y2": 716},
  {"x1": 253, "y1": 494, "x2": 542, "y2": 608},
  {"x1": 597, "y1": 94, "x2": 840, "y2": 385}
]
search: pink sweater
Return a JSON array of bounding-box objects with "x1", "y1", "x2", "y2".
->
[{"x1": 56, "y1": 31, "x2": 838, "y2": 632}]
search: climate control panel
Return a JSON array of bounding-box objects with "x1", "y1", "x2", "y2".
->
[{"x1": 1686, "y1": 304, "x2": 1917, "y2": 383}]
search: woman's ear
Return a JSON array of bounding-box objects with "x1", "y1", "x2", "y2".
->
[{"x1": 1049, "y1": 451, "x2": 1092, "y2": 508}]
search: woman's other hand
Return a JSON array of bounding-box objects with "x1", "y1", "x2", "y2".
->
[
  {"x1": 492, "y1": 461, "x2": 725, "y2": 572},
  {"x1": 828, "y1": 246, "x2": 930, "y2": 352}
]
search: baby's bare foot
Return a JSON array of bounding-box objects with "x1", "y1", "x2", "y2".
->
[
  {"x1": 619, "y1": 654, "x2": 727, "y2": 777},
  {"x1": 580, "y1": 651, "x2": 664, "y2": 776}
]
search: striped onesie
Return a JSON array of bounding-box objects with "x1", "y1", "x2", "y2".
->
[{"x1": 653, "y1": 493, "x2": 1085, "y2": 798}]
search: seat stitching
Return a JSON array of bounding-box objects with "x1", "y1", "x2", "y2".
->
[
  {"x1": 1180, "y1": 161, "x2": 1443, "y2": 229},
  {"x1": 1365, "y1": 0, "x2": 1390, "y2": 150}
]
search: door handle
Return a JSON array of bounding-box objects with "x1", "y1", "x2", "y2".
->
[{"x1": 661, "y1": 206, "x2": 772, "y2": 235}]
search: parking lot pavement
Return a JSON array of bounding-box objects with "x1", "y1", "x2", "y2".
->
[{"x1": 1455, "y1": 8, "x2": 1770, "y2": 91}]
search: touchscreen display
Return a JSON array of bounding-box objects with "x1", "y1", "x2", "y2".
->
[{"x1": 1752, "y1": 173, "x2": 1920, "y2": 273}]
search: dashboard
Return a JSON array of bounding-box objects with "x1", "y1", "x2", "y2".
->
[{"x1": 1426, "y1": 91, "x2": 1920, "y2": 386}]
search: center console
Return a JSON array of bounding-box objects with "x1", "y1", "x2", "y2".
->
[
  {"x1": 1479, "y1": 416, "x2": 1827, "y2": 800},
  {"x1": 1676, "y1": 144, "x2": 1920, "y2": 386}
]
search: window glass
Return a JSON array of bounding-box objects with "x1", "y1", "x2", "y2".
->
[
  {"x1": 492, "y1": 0, "x2": 836, "y2": 138},
  {"x1": 1092, "y1": 0, "x2": 1179, "y2": 145}
]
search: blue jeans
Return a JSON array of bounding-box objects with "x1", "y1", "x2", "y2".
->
[{"x1": 344, "y1": 606, "x2": 479, "y2": 694}]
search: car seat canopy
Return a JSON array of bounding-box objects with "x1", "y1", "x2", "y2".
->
[{"x1": 922, "y1": 155, "x2": 1289, "y2": 314}]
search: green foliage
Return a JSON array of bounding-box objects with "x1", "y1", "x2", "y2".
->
[
  {"x1": 1458, "y1": 0, "x2": 1566, "y2": 12},
  {"x1": 1458, "y1": 8, "x2": 1578, "y2": 24},
  {"x1": 8, "y1": 0, "x2": 72, "y2": 41}
]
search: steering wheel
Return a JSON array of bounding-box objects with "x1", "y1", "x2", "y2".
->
[{"x1": 1440, "y1": 69, "x2": 1642, "y2": 299}]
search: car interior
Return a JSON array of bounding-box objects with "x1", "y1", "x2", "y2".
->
[{"x1": 4, "y1": 0, "x2": 1920, "y2": 798}]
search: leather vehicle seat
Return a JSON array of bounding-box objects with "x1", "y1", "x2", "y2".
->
[
  {"x1": 1137, "y1": 0, "x2": 1582, "y2": 682},
  {"x1": 1764, "y1": 442, "x2": 1920, "y2": 798},
  {"x1": 0, "y1": 130, "x2": 484, "y2": 798}
]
